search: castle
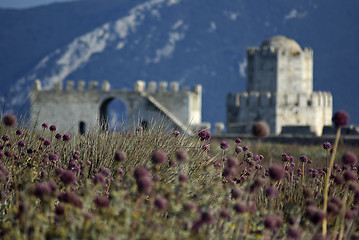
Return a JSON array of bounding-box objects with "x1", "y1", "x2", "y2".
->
[
  {"x1": 30, "y1": 36, "x2": 333, "y2": 136},
  {"x1": 30, "y1": 80, "x2": 210, "y2": 135},
  {"x1": 226, "y1": 36, "x2": 333, "y2": 136}
]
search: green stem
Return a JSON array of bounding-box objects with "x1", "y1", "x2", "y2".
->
[
  {"x1": 338, "y1": 184, "x2": 349, "y2": 240},
  {"x1": 322, "y1": 127, "x2": 341, "y2": 236}
]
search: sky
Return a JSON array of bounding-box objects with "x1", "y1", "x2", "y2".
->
[{"x1": 0, "y1": 0, "x2": 74, "y2": 8}]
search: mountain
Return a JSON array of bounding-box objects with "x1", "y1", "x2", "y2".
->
[{"x1": 1, "y1": 0, "x2": 358, "y2": 127}]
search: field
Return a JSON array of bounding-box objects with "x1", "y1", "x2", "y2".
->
[{"x1": 0, "y1": 114, "x2": 358, "y2": 239}]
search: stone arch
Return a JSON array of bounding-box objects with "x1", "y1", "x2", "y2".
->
[{"x1": 99, "y1": 96, "x2": 128, "y2": 131}]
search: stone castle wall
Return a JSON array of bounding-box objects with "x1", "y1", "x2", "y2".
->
[
  {"x1": 227, "y1": 91, "x2": 333, "y2": 135},
  {"x1": 30, "y1": 80, "x2": 206, "y2": 135},
  {"x1": 227, "y1": 36, "x2": 332, "y2": 136},
  {"x1": 247, "y1": 47, "x2": 313, "y2": 95}
]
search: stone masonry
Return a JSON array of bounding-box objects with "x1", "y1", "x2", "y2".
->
[
  {"x1": 227, "y1": 36, "x2": 333, "y2": 136},
  {"x1": 30, "y1": 80, "x2": 209, "y2": 135}
]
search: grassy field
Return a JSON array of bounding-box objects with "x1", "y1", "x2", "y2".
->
[{"x1": 0, "y1": 114, "x2": 358, "y2": 239}]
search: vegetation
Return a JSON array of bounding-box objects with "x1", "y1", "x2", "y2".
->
[{"x1": 0, "y1": 113, "x2": 358, "y2": 239}]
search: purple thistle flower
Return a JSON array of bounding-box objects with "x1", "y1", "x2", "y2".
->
[
  {"x1": 117, "y1": 168, "x2": 124, "y2": 176},
  {"x1": 344, "y1": 171, "x2": 357, "y2": 182},
  {"x1": 100, "y1": 167, "x2": 111, "y2": 177},
  {"x1": 55, "y1": 204, "x2": 65, "y2": 216},
  {"x1": 235, "y1": 138, "x2": 241, "y2": 144},
  {"x1": 2, "y1": 135, "x2": 10, "y2": 142},
  {"x1": 34, "y1": 183, "x2": 52, "y2": 200},
  {"x1": 93, "y1": 174, "x2": 106, "y2": 185},
  {"x1": 234, "y1": 202, "x2": 248, "y2": 214},
  {"x1": 231, "y1": 188, "x2": 241, "y2": 199},
  {"x1": 114, "y1": 150, "x2": 126, "y2": 162},
  {"x1": 220, "y1": 141, "x2": 229, "y2": 150},
  {"x1": 16, "y1": 129, "x2": 23, "y2": 135},
  {"x1": 42, "y1": 123, "x2": 48, "y2": 129},
  {"x1": 58, "y1": 191, "x2": 83, "y2": 208},
  {"x1": 265, "y1": 186, "x2": 279, "y2": 198},
  {"x1": 48, "y1": 153, "x2": 59, "y2": 162},
  {"x1": 134, "y1": 166, "x2": 151, "y2": 179},
  {"x1": 44, "y1": 140, "x2": 51, "y2": 146},
  {"x1": 55, "y1": 133, "x2": 62, "y2": 140},
  {"x1": 49, "y1": 125, "x2": 56, "y2": 132},
  {"x1": 62, "y1": 134, "x2": 71, "y2": 142},
  {"x1": 136, "y1": 176, "x2": 153, "y2": 194},
  {"x1": 264, "y1": 215, "x2": 277, "y2": 229},
  {"x1": 154, "y1": 196, "x2": 168, "y2": 210},
  {"x1": 323, "y1": 141, "x2": 331, "y2": 150},
  {"x1": 299, "y1": 155, "x2": 308, "y2": 163},
  {"x1": 243, "y1": 145, "x2": 249, "y2": 152},
  {"x1": 2, "y1": 114, "x2": 17, "y2": 127},
  {"x1": 219, "y1": 208, "x2": 231, "y2": 220},
  {"x1": 60, "y1": 170, "x2": 77, "y2": 186},
  {"x1": 176, "y1": 149, "x2": 188, "y2": 162},
  {"x1": 4, "y1": 150, "x2": 12, "y2": 158},
  {"x1": 201, "y1": 210, "x2": 215, "y2": 224},
  {"x1": 94, "y1": 195, "x2": 110, "y2": 208},
  {"x1": 281, "y1": 153, "x2": 290, "y2": 162},
  {"x1": 134, "y1": 166, "x2": 153, "y2": 194},
  {"x1": 151, "y1": 150, "x2": 167, "y2": 165},
  {"x1": 178, "y1": 173, "x2": 188, "y2": 183},
  {"x1": 227, "y1": 157, "x2": 239, "y2": 169},
  {"x1": 332, "y1": 110, "x2": 349, "y2": 128},
  {"x1": 235, "y1": 146, "x2": 243, "y2": 153},
  {"x1": 309, "y1": 209, "x2": 326, "y2": 225},
  {"x1": 198, "y1": 129, "x2": 211, "y2": 141},
  {"x1": 268, "y1": 164, "x2": 285, "y2": 181},
  {"x1": 17, "y1": 140, "x2": 25, "y2": 148},
  {"x1": 287, "y1": 226, "x2": 301, "y2": 239},
  {"x1": 342, "y1": 151, "x2": 357, "y2": 166}
]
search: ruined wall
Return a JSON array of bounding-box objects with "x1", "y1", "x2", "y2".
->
[{"x1": 30, "y1": 80, "x2": 206, "y2": 135}]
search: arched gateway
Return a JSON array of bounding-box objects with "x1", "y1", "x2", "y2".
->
[{"x1": 30, "y1": 80, "x2": 209, "y2": 135}]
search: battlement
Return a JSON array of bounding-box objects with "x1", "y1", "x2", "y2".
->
[
  {"x1": 247, "y1": 46, "x2": 313, "y2": 57},
  {"x1": 34, "y1": 80, "x2": 110, "y2": 92},
  {"x1": 33, "y1": 79, "x2": 202, "y2": 95},
  {"x1": 227, "y1": 91, "x2": 332, "y2": 108},
  {"x1": 227, "y1": 91, "x2": 275, "y2": 107},
  {"x1": 135, "y1": 80, "x2": 202, "y2": 95}
]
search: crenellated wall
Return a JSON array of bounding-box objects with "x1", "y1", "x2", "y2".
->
[
  {"x1": 30, "y1": 80, "x2": 207, "y2": 135},
  {"x1": 226, "y1": 91, "x2": 333, "y2": 135}
]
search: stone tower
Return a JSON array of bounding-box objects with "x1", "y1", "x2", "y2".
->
[{"x1": 227, "y1": 35, "x2": 333, "y2": 136}]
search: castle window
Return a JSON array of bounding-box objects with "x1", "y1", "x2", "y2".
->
[
  {"x1": 79, "y1": 121, "x2": 87, "y2": 135},
  {"x1": 141, "y1": 120, "x2": 149, "y2": 130}
]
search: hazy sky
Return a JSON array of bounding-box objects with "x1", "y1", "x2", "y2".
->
[{"x1": 0, "y1": 0, "x2": 75, "y2": 9}]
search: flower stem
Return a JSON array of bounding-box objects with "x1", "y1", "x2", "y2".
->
[{"x1": 322, "y1": 127, "x2": 341, "y2": 236}]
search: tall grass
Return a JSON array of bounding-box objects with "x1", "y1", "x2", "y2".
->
[{"x1": 0, "y1": 115, "x2": 358, "y2": 239}]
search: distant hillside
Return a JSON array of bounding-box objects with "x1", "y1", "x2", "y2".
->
[{"x1": 1, "y1": 0, "x2": 358, "y2": 126}]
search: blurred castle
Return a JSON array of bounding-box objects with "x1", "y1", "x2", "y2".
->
[
  {"x1": 30, "y1": 36, "x2": 335, "y2": 136},
  {"x1": 30, "y1": 80, "x2": 209, "y2": 135},
  {"x1": 226, "y1": 36, "x2": 333, "y2": 136}
]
